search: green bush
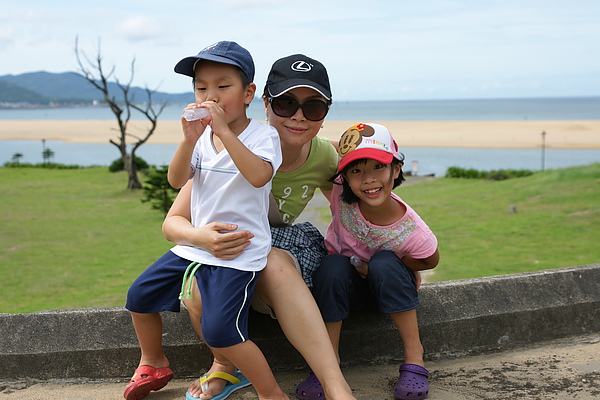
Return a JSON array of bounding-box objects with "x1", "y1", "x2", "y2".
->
[
  {"x1": 446, "y1": 166, "x2": 533, "y2": 180},
  {"x1": 109, "y1": 156, "x2": 150, "y2": 173},
  {"x1": 2, "y1": 162, "x2": 83, "y2": 169},
  {"x1": 141, "y1": 165, "x2": 180, "y2": 216}
]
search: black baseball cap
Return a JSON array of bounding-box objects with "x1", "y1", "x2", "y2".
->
[
  {"x1": 174, "y1": 41, "x2": 255, "y2": 82},
  {"x1": 265, "y1": 54, "x2": 331, "y2": 100}
]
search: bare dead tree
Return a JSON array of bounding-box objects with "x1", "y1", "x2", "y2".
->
[{"x1": 74, "y1": 37, "x2": 167, "y2": 189}]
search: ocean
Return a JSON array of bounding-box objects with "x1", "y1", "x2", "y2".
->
[
  {"x1": 1, "y1": 96, "x2": 599, "y2": 121},
  {"x1": 1, "y1": 97, "x2": 599, "y2": 176}
]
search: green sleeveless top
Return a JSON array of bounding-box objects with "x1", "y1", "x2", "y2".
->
[{"x1": 271, "y1": 136, "x2": 338, "y2": 225}]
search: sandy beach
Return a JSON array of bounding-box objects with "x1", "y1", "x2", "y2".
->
[{"x1": 1, "y1": 119, "x2": 599, "y2": 149}]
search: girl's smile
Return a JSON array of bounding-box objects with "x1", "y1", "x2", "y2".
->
[{"x1": 344, "y1": 158, "x2": 404, "y2": 225}]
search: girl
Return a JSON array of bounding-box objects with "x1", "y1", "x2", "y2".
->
[{"x1": 311, "y1": 122, "x2": 440, "y2": 400}]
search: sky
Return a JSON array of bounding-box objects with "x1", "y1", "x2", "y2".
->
[{"x1": 1, "y1": 0, "x2": 599, "y2": 101}]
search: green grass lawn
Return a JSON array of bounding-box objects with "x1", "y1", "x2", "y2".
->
[
  {"x1": 1, "y1": 164, "x2": 599, "y2": 313},
  {"x1": 0, "y1": 167, "x2": 172, "y2": 313},
  {"x1": 319, "y1": 163, "x2": 600, "y2": 282}
]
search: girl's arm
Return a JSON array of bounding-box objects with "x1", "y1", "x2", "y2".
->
[{"x1": 401, "y1": 248, "x2": 440, "y2": 271}]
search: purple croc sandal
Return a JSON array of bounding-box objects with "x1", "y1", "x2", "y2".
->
[
  {"x1": 295, "y1": 371, "x2": 325, "y2": 399},
  {"x1": 394, "y1": 363, "x2": 429, "y2": 400}
]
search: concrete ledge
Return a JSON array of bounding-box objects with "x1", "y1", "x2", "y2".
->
[{"x1": 1, "y1": 264, "x2": 598, "y2": 380}]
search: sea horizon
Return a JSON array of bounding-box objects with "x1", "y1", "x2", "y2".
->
[{"x1": 1, "y1": 96, "x2": 599, "y2": 122}]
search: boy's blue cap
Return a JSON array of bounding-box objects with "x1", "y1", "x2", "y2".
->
[{"x1": 174, "y1": 41, "x2": 255, "y2": 82}]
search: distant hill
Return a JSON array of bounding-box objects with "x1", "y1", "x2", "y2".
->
[
  {"x1": 0, "y1": 71, "x2": 192, "y2": 107},
  {"x1": 0, "y1": 80, "x2": 53, "y2": 104}
]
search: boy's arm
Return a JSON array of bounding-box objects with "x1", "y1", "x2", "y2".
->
[
  {"x1": 219, "y1": 131, "x2": 274, "y2": 187},
  {"x1": 168, "y1": 104, "x2": 211, "y2": 189},
  {"x1": 206, "y1": 101, "x2": 275, "y2": 187},
  {"x1": 168, "y1": 139, "x2": 196, "y2": 189}
]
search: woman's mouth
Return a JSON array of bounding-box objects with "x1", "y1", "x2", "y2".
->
[{"x1": 286, "y1": 125, "x2": 306, "y2": 135}]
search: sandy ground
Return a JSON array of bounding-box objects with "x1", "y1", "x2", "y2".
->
[
  {"x1": 1, "y1": 334, "x2": 598, "y2": 400},
  {"x1": 1, "y1": 119, "x2": 600, "y2": 149}
]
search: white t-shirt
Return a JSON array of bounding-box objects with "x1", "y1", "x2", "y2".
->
[{"x1": 171, "y1": 119, "x2": 282, "y2": 271}]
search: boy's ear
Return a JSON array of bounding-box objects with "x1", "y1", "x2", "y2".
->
[{"x1": 245, "y1": 83, "x2": 257, "y2": 105}]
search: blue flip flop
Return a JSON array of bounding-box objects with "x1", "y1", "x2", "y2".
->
[{"x1": 186, "y1": 370, "x2": 251, "y2": 400}]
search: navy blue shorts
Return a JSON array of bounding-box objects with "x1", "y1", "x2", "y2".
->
[
  {"x1": 312, "y1": 250, "x2": 419, "y2": 322},
  {"x1": 126, "y1": 251, "x2": 189, "y2": 314},
  {"x1": 194, "y1": 265, "x2": 259, "y2": 348},
  {"x1": 126, "y1": 250, "x2": 259, "y2": 348}
]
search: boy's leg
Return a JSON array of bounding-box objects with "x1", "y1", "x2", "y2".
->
[
  {"x1": 130, "y1": 312, "x2": 170, "y2": 369},
  {"x1": 183, "y1": 277, "x2": 237, "y2": 399},
  {"x1": 198, "y1": 266, "x2": 288, "y2": 399},
  {"x1": 217, "y1": 340, "x2": 288, "y2": 399},
  {"x1": 124, "y1": 252, "x2": 189, "y2": 398}
]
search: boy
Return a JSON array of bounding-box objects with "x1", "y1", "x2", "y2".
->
[{"x1": 124, "y1": 41, "x2": 286, "y2": 400}]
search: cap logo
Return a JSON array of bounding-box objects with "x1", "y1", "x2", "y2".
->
[
  {"x1": 338, "y1": 123, "x2": 375, "y2": 157},
  {"x1": 201, "y1": 42, "x2": 219, "y2": 52},
  {"x1": 291, "y1": 60, "x2": 313, "y2": 72}
]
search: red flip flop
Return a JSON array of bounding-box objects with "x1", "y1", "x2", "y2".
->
[{"x1": 123, "y1": 365, "x2": 174, "y2": 400}]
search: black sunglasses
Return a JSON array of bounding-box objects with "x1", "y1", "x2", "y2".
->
[{"x1": 268, "y1": 95, "x2": 329, "y2": 121}]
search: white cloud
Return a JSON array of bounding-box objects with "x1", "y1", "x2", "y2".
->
[
  {"x1": 0, "y1": 0, "x2": 599, "y2": 100},
  {"x1": 116, "y1": 16, "x2": 165, "y2": 42}
]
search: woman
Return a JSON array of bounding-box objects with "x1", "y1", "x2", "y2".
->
[{"x1": 163, "y1": 54, "x2": 355, "y2": 400}]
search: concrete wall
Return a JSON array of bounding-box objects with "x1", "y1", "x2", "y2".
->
[{"x1": 1, "y1": 264, "x2": 598, "y2": 380}]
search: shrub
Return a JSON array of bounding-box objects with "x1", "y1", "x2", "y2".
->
[
  {"x1": 141, "y1": 165, "x2": 180, "y2": 216},
  {"x1": 445, "y1": 167, "x2": 533, "y2": 180},
  {"x1": 2, "y1": 162, "x2": 82, "y2": 169},
  {"x1": 109, "y1": 156, "x2": 149, "y2": 173}
]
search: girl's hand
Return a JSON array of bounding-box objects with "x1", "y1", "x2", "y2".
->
[
  {"x1": 414, "y1": 270, "x2": 422, "y2": 291},
  {"x1": 351, "y1": 257, "x2": 369, "y2": 279},
  {"x1": 181, "y1": 103, "x2": 210, "y2": 144}
]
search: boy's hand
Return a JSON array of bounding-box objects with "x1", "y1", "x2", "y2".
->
[
  {"x1": 190, "y1": 222, "x2": 254, "y2": 260},
  {"x1": 200, "y1": 101, "x2": 233, "y2": 139},
  {"x1": 181, "y1": 103, "x2": 210, "y2": 144}
]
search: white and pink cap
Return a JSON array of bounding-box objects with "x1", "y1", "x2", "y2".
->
[{"x1": 337, "y1": 123, "x2": 402, "y2": 171}]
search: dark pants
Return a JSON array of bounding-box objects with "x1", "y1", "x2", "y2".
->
[{"x1": 312, "y1": 251, "x2": 419, "y2": 322}]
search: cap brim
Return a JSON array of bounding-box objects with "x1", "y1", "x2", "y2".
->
[
  {"x1": 338, "y1": 149, "x2": 393, "y2": 171},
  {"x1": 268, "y1": 79, "x2": 331, "y2": 100},
  {"x1": 174, "y1": 54, "x2": 243, "y2": 78}
]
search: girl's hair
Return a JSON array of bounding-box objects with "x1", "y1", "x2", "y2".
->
[{"x1": 330, "y1": 158, "x2": 405, "y2": 204}]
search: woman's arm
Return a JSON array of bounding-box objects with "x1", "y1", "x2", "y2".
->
[{"x1": 162, "y1": 180, "x2": 254, "y2": 259}]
